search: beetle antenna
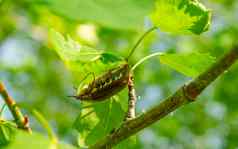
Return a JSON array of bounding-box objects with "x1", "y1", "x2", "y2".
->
[
  {"x1": 81, "y1": 72, "x2": 95, "y2": 83},
  {"x1": 77, "y1": 72, "x2": 95, "y2": 91},
  {"x1": 67, "y1": 95, "x2": 78, "y2": 98}
]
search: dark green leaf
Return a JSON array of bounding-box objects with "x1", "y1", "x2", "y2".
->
[{"x1": 0, "y1": 121, "x2": 17, "y2": 146}]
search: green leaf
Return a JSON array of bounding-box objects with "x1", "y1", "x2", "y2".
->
[
  {"x1": 74, "y1": 98, "x2": 125, "y2": 147},
  {"x1": 6, "y1": 131, "x2": 50, "y2": 149},
  {"x1": 5, "y1": 130, "x2": 77, "y2": 149},
  {"x1": 0, "y1": 120, "x2": 76, "y2": 149},
  {"x1": 151, "y1": 0, "x2": 211, "y2": 34},
  {"x1": 159, "y1": 52, "x2": 216, "y2": 77},
  {"x1": 0, "y1": 121, "x2": 17, "y2": 146},
  {"x1": 46, "y1": 0, "x2": 154, "y2": 30},
  {"x1": 50, "y1": 29, "x2": 103, "y2": 63},
  {"x1": 49, "y1": 29, "x2": 125, "y2": 84}
]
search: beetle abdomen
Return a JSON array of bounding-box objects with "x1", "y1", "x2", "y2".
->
[{"x1": 76, "y1": 64, "x2": 129, "y2": 102}]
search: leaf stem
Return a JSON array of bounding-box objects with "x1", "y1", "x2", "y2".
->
[
  {"x1": 32, "y1": 110, "x2": 58, "y2": 145},
  {"x1": 0, "y1": 82, "x2": 31, "y2": 132},
  {"x1": 131, "y1": 52, "x2": 162, "y2": 71},
  {"x1": 126, "y1": 27, "x2": 157, "y2": 61}
]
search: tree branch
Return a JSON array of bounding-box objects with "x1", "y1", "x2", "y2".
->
[
  {"x1": 0, "y1": 82, "x2": 31, "y2": 132},
  {"x1": 89, "y1": 45, "x2": 238, "y2": 149}
]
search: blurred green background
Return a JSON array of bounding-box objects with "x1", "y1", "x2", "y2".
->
[{"x1": 0, "y1": 0, "x2": 238, "y2": 148}]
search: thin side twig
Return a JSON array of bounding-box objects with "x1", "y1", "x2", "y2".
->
[
  {"x1": 89, "y1": 45, "x2": 238, "y2": 149},
  {"x1": 0, "y1": 82, "x2": 31, "y2": 132},
  {"x1": 125, "y1": 73, "x2": 137, "y2": 121}
]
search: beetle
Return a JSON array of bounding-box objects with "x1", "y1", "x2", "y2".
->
[
  {"x1": 72, "y1": 27, "x2": 157, "y2": 102},
  {"x1": 73, "y1": 63, "x2": 129, "y2": 101}
]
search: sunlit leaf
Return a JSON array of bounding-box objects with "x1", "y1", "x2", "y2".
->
[
  {"x1": 50, "y1": 29, "x2": 103, "y2": 63},
  {"x1": 159, "y1": 52, "x2": 216, "y2": 77},
  {"x1": 151, "y1": 0, "x2": 211, "y2": 34},
  {"x1": 49, "y1": 29, "x2": 125, "y2": 84}
]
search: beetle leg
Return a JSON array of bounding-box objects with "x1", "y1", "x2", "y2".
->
[
  {"x1": 89, "y1": 73, "x2": 96, "y2": 92},
  {"x1": 81, "y1": 110, "x2": 94, "y2": 119},
  {"x1": 81, "y1": 104, "x2": 93, "y2": 109}
]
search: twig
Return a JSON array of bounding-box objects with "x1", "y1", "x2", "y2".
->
[
  {"x1": 125, "y1": 73, "x2": 137, "y2": 121},
  {"x1": 89, "y1": 45, "x2": 238, "y2": 149},
  {"x1": 0, "y1": 82, "x2": 31, "y2": 132}
]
